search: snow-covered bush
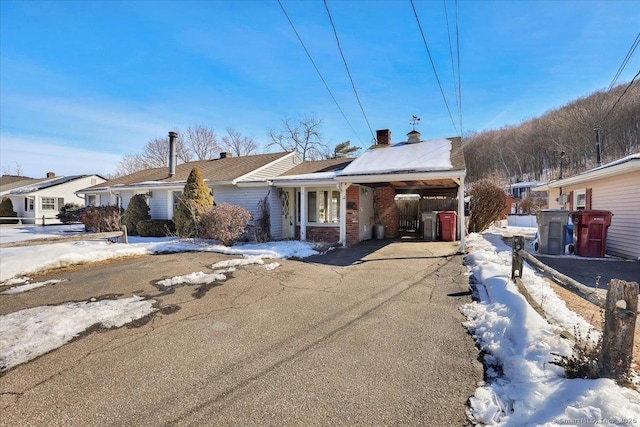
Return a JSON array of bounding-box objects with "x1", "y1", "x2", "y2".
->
[
  {"x1": 123, "y1": 194, "x2": 151, "y2": 235},
  {"x1": 137, "y1": 219, "x2": 176, "y2": 237},
  {"x1": 199, "y1": 203, "x2": 252, "y2": 246},
  {"x1": 80, "y1": 206, "x2": 121, "y2": 232}
]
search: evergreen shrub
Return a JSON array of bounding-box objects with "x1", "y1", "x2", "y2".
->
[
  {"x1": 137, "y1": 219, "x2": 176, "y2": 237},
  {"x1": 123, "y1": 194, "x2": 151, "y2": 235},
  {"x1": 173, "y1": 168, "x2": 214, "y2": 237},
  {"x1": 0, "y1": 197, "x2": 19, "y2": 224}
]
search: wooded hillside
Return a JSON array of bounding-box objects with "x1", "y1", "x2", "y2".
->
[{"x1": 463, "y1": 81, "x2": 639, "y2": 184}]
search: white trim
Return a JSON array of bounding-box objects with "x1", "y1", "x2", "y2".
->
[
  {"x1": 335, "y1": 170, "x2": 466, "y2": 184},
  {"x1": 537, "y1": 156, "x2": 639, "y2": 190}
]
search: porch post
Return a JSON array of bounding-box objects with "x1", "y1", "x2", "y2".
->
[
  {"x1": 457, "y1": 176, "x2": 466, "y2": 253},
  {"x1": 300, "y1": 186, "x2": 307, "y2": 241}
]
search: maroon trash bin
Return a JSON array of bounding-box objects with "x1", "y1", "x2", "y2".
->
[
  {"x1": 571, "y1": 210, "x2": 613, "y2": 258},
  {"x1": 437, "y1": 211, "x2": 457, "y2": 241}
]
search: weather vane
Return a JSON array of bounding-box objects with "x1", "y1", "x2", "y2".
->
[{"x1": 410, "y1": 115, "x2": 421, "y2": 130}]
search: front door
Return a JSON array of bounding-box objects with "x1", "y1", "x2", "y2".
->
[{"x1": 281, "y1": 189, "x2": 294, "y2": 239}]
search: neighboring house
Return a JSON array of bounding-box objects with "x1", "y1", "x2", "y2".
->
[
  {"x1": 77, "y1": 151, "x2": 302, "y2": 240},
  {"x1": 0, "y1": 172, "x2": 106, "y2": 224},
  {"x1": 273, "y1": 129, "x2": 467, "y2": 251},
  {"x1": 505, "y1": 181, "x2": 548, "y2": 213},
  {"x1": 535, "y1": 153, "x2": 640, "y2": 260}
]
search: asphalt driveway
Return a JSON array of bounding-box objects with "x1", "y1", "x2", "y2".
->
[{"x1": 0, "y1": 240, "x2": 482, "y2": 426}]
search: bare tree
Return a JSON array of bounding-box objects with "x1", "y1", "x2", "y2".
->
[
  {"x1": 113, "y1": 154, "x2": 144, "y2": 177},
  {"x1": 1, "y1": 162, "x2": 24, "y2": 176},
  {"x1": 222, "y1": 128, "x2": 259, "y2": 156},
  {"x1": 112, "y1": 134, "x2": 193, "y2": 177},
  {"x1": 268, "y1": 115, "x2": 327, "y2": 160},
  {"x1": 185, "y1": 124, "x2": 222, "y2": 160}
]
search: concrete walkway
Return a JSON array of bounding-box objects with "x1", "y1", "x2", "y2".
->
[{"x1": 0, "y1": 240, "x2": 482, "y2": 426}]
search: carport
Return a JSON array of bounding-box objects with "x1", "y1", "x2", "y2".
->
[{"x1": 335, "y1": 129, "x2": 467, "y2": 252}]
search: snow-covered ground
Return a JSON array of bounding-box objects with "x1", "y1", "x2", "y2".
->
[
  {"x1": 464, "y1": 226, "x2": 640, "y2": 425},
  {"x1": 1, "y1": 224, "x2": 639, "y2": 425}
]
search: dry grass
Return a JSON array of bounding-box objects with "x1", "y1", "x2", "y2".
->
[{"x1": 547, "y1": 278, "x2": 640, "y2": 369}]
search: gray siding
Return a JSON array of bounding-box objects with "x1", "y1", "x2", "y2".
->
[
  {"x1": 212, "y1": 185, "x2": 283, "y2": 239},
  {"x1": 148, "y1": 190, "x2": 171, "y2": 219}
]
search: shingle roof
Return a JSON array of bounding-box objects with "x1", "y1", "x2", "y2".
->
[
  {"x1": 84, "y1": 152, "x2": 292, "y2": 190},
  {"x1": 280, "y1": 158, "x2": 354, "y2": 176},
  {"x1": 2, "y1": 176, "x2": 95, "y2": 195}
]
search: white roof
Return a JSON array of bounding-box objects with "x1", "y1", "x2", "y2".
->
[{"x1": 337, "y1": 138, "x2": 453, "y2": 177}]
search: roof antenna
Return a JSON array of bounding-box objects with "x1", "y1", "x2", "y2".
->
[{"x1": 410, "y1": 115, "x2": 421, "y2": 130}]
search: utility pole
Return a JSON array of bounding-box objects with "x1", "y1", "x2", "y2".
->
[{"x1": 595, "y1": 127, "x2": 602, "y2": 167}]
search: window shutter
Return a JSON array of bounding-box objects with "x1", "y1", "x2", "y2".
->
[
  {"x1": 568, "y1": 190, "x2": 574, "y2": 211},
  {"x1": 586, "y1": 188, "x2": 592, "y2": 210},
  {"x1": 57, "y1": 198, "x2": 64, "y2": 209},
  {"x1": 25, "y1": 198, "x2": 28, "y2": 211}
]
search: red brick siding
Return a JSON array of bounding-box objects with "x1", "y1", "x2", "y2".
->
[
  {"x1": 345, "y1": 185, "x2": 360, "y2": 246},
  {"x1": 295, "y1": 225, "x2": 340, "y2": 244},
  {"x1": 374, "y1": 186, "x2": 399, "y2": 238}
]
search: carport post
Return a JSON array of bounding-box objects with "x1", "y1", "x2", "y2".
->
[
  {"x1": 300, "y1": 186, "x2": 307, "y2": 242},
  {"x1": 456, "y1": 176, "x2": 466, "y2": 253}
]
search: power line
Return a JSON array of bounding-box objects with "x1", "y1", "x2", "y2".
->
[
  {"x1": 410, "y1": 0, "x2": 460, "y2": 136},
  {"x1": 443, "y1": 0, "x2": 460, "y2": 128},
  {"x1": 604, "y1": 67, "x2": 640, "y2": 121},
  {"x1": 608, "y1": 32, "x2": 640, "y2": 91},
  {"x1": 277, "y1": 0, "x2": 363, "y2": 144},
  {"x1": 323, "y1": 0, "x2": 376, "y2": 141},
  {"x1": 455, "y1": 0, "x2": 463, "y2": 135}
]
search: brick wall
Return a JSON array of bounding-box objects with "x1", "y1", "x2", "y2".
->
[
  {"x1": 296, "y1": 225, "x2": 340, "y2": 244},
  {"x1": 374, "y1": 186, "x2": 399, "y2": 238},
  {"x1": 345, "y1": 185, "x2": 360, "y2": 245}
]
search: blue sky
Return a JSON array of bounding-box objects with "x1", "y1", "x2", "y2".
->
[{"x1": 1, "y1": 0, "x2": 639, "y2": 178}]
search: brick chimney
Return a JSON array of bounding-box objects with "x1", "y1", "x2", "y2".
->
[
  {"x1": 168, "y1": 131, "x2": 178, "y2": 177},
  {"x1": 220, "y1": 152, "x2": 232, "y2": 159},
  {"x1": 407, "y1": 130, "x2": 421, "y2": 143},
  {"x1": 376, "y1": 129, "x2": 391, "y2": 145},
  {"x1": 46, "y1": 172, "x2": 55, "y2": 178}
]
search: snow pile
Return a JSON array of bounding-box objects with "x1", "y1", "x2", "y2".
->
[
  {"x1": 463, "y1": 231, "x2": 640, "y2": 425},
  {"x1": 1, "y1": 279, "x2": 64, "y2": 295},
  {"x1": 156, "y1": 271, "x2": 227, "y2": 287},
  {"x1": 0, "y1": 296, "x2": 156, "y2": 372}
]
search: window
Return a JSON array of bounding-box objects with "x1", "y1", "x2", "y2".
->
[
  {"x1": 297, "y1": 189, "x2": 341, "y2": 224},
  {"x1": 574, "y1": 189, "x2": 586, "y2": 210},
  {"x1": 41, "y1": 197, "x2": 55, "y2": 210},
  {"x1": 172, "y1": 191, "x2": 183, "y2": 212},
  {"x1": 87, "y1": 195, "x2": 98, "y2": 206}
]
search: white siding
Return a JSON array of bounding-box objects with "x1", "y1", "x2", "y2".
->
[
  {"x1": 148, "y1": 190, "x2": 171, "y2": 219},
  {"x1": 565, "y1": 171, "x2": 640, "y2": 260},
  {"x1": 242, "y1": 154, "x2": 302, "y2": 181}
]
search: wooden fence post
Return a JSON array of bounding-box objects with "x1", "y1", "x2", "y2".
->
[
  {"x1": 599, "y1": 279, "x2": 639, "y2": 379},
  {"x1": 121, "y1": 225, "x2": 128, "y2": 244},
  {"x1": 511, "y1": 235, "x2": 524, "y2": 280}
]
